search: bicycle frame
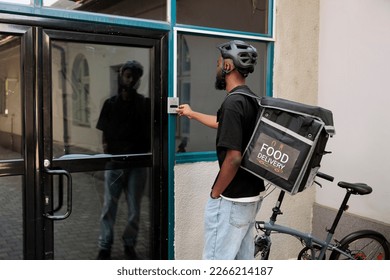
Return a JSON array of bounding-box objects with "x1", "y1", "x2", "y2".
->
[
  {"x1": 255, "y1": 173, "x2": 389, "y2": 260},
  {"x1": 255, "y1": 184, "x2": 357, "y2": 260},
  {"x1": 256, "y1": 221, "x2": 355, "y2": 260}
]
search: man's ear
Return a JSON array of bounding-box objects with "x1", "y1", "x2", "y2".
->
[{"x1": 223, "y1": 59, "x2": 235, "y2": 74}]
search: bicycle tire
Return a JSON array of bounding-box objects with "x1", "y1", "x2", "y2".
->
[{"x1": 329, "y1": 230, "x2": 390, "y2": 260}]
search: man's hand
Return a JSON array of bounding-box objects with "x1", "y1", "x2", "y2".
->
[
  {"x1": 176, "y1": 104, "x2": 218, "y2": 129},
  {"x1": 176, "y1": 104, "x2": 193, "y2": 118}
]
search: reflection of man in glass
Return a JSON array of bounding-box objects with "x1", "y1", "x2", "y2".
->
[{"x1": 96, "y1": 60, "x2": 150, "y2": 260}]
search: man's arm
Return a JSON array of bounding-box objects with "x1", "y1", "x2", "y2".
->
[
  {"x1": 210, "y1": 149, "x2": 242, "y2": 198},
  {"x1": 176, "y1": 104, "x2": 218, "y2": 129}
]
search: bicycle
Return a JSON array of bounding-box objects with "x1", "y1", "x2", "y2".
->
[{"x1": 254, "y1": 172, "x2": 390, "y2": 260}]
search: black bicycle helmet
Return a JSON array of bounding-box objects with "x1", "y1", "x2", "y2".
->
[
  {"x1": 217, "y1": 40, "x2": 257, "y2": 76},
  {"x1": 120, "y1": 60, "x2": 144, "y2": 80}
]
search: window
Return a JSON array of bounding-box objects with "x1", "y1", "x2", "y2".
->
[
  {"x1": 43, "y1": 0, "x2": 167, "y2": 22},
  {"x1": 0, "y1": 35, "x2": 22, "y2": 159},
  {"x1": 72, "y1": 54, "x2": 90, "y2": 127},
  {"x1": 176, "y1": 35, "x2": 191, "y2": 152},
  {"x1": 177, "y1": 0, "x2": 269, "y2": 35},
  {"x1": 0, "y1": 0, "x2": 30, "y2": 4},
  {"x1": 175, "y1": 34, "x2": 268, "y2": 153},
  {"x1": 0, "y1": 35, "x2": 20, "y2": 117},
  {"x1": 51, "y1": 41, "x2": 151, "y2": 157},
  {"x1": 1, "y1": 78, "x2": 18, "y2": 116}
]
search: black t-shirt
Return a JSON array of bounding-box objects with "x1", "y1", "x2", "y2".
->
[
  {"x1": 215, "y1": 85, "x2": 265, "y2": 198},
  {"x1": 96, "y1": 92, "x2": 151, "y2": 154}
]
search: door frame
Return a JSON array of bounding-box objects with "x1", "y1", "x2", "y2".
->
[{"x1": 0, "y1": 14, "x2": 169, "y2": 260}]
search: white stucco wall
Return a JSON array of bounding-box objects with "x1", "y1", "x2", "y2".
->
[
  {"x1": 174, "y1": 162, "x2": 219, "y2": 260},
  {"x1": 317, "y1": 0, "x2": 390, "y2": 224},
  {"x1": 174, "y1": 0, "x2": 321, "y2": 259}
]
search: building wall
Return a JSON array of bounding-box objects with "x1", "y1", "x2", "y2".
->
[
  {"x1": 174, "y1": 0, "x2": 322, "y2": 259},
  {"x1": 316, "y1": 0, "x2": 390, "y2": 236},
  {"x1": 175, "y1": 0, "x2": 390, "y2": 260}
]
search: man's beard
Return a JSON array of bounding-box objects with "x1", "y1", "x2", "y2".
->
[
  {"x1": 215, "y1": 73, "x2": 226, "y2": 90},
  {"x1": 119, "y1": 79, "x2": 139, "y2": 92}
]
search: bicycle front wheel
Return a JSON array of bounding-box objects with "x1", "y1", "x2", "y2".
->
[{"x1": 330, "y1": 230, "x2": 390, "y2": 260}]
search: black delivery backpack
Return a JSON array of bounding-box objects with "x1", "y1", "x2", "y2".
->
[{"x1": 239, "y1": 95, "x2": 335, "y2": 195}]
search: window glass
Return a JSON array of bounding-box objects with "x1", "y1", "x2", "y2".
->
[
  {"x1": 177, "y1": 0, "x2": 269, "y2": 34},
  {"x1": 0, "y1": 35, "x2": 22, "y2": 160},
  {"x1": 72, "y1": 54, "x2": 90, "y2": 127},
  {"x1": 176, "y1": 34, "x2": 268, "y2": 153},
  {"x1": 0, "y1": 0, "x2": 30, "y2": 4},
  {"x1": 52, "y1": 169, "x2": 153, "y2": 260},
  {"x1": 43, "y1": 0, "x2": 167, "y2": 22},
  {"x1": 51, "y1": 41, "x2": 151, "y2": 158}
]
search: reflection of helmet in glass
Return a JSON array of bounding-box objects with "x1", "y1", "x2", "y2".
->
[
  {"x1": 120, "y1": 60, "x2": 144, "y2": 81},
  {"x1": 217, "y1": 40, "x2": 258, "y2": 77}
]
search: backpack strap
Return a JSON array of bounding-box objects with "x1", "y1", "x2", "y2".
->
[
  {"x1": 229, "y1": 91, "x2": 262, "y2": 106},
  {"x1": 227, "y1": 91, "x2": 264, "y2": 124}
]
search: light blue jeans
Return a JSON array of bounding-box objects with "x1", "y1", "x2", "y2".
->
[
  {"x1": 98, "y1": 167, "x2": 147, "y2": 250},
  {"x1": 202, "y1": 197, "x2": 262, "y2": 260}
]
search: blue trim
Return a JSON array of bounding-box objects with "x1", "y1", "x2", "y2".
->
[
  {"x1": 0, "y1": 4, "x2": 171, "y2": 31},
  {"x1": 166, "y1": 0, "x2": 176, "y2": 261},
  {"x1": 170, "y1": 0, "x2": 176, "y2": 25},
  {"x1": 167, "y1": 120, "x2": 176, "y2": 260},
  {"x1": 175, "y1": 23, "x2": 273, "y2": 39},
  {"x1": 268, "y1": 0, "x2": 274, "y2": 37},
  {"x1": 266, "y1": 42, "x2": 274, "y2": 97},
  {"x1": 175, "y1": 151, "x2": 217, "y2": 164}
]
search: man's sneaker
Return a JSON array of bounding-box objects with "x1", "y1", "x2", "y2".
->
[
  {"x1": 97, "y1": 249, "x2": 111, "y2": 260},
  {"x1": 124, "y1": 246, "x2": 138, "y2": 260}
]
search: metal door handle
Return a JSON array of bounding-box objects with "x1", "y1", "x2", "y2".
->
[
  {"x1": 43, "y1": 168, "x2": 72, "y2": 220},
  {"x1": 52, "y1": 174, "x2": 64, "y2": 213}
]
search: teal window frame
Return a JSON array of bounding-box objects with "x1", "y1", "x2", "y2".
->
[{"x1": 172, "y1": 4, "x2": 275, "y2": 164}]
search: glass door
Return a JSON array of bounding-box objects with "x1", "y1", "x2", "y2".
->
[
  {"x1": 0, "y1": 24, "x2": 35, "y2": 260},
  {"x1": 40, "y1": 29, "x2": 164, "y2": 260},
  {"x1": 0, "y1": 19, "x2": 167, "y2": 260}
]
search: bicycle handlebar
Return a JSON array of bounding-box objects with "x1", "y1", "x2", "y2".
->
[{"x1": 316, "y1": 172, "x2": 334, "y2": 182}]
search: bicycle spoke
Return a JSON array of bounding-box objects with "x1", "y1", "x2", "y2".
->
[{"x1": 342, "y1": 238, "x2": 386, "y2": 260}]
